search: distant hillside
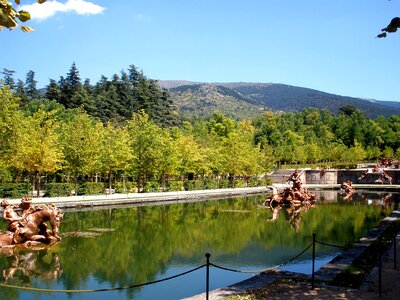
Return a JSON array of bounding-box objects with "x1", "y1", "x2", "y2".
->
[
  {"x1": 168, "y1": 83, "x2": 266, "y2": 120},
  {"x1": 158, "y1": 81, "x2": 400, "y2": 119}
]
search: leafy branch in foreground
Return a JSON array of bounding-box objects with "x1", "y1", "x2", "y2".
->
[
  {"x1": 376, "y1": 17, "x2": 400, "y2": 38},
  {"x1": 0, "y1": 0, "x2": 46, "y2": 32}
]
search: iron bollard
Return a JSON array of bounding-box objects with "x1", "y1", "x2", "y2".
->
[
  {"x1": 312, "y1": 233, "x2": 316, "y2": 289},
  {"x1": 205, "y1": 253, "x2": 210, "y2": 300},
  {"x1": 394, "y1": 235, "x2": 397, "y2": 270},
  {"x1": 378, "y1": 236, "x2": 382, "y2": 298}
]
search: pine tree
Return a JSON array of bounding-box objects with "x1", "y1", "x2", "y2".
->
[
  {"x1": 116, "y1": 71, "x2": 135, "y2": 119},
  {"x1": 159, "y1": 88, "x2": 178, "y2": 127},
  {"x1": 128, "y1": 64, "x2": 141, "y2": 86},
  {"x1": 83, "y1": 78, "x2": 94, "y2": 95},
  {"x1": 58, "y1": 76, "x2": 69, "y2": 108},
  {"x1": 1, "y1": 68, "x2": 16, "y2": 90},
  {"x1": 134, "y1": 76, "x2": 152, "y2": 116},
  {"x1": 46, "y1": 79, "x2": 61, "y2": 102},
  {"x1": 65, "y1": 62, "x2": 82, "y2": 107},
  {"x1": 25, "y1": 70, "x2": 40, "y2": 100},
  {"x1": 15, "y1": 79, "x2": 29, "y2": 107}
]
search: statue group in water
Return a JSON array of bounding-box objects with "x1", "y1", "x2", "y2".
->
[
  {"x1": 0, "y1": 198, "x2": 62, "y2": 248},
  {"x1": 263, "y1": 169, "x2": 317, "y2": 232},
  {"x1": 264, "y1": 169, "x2": 318, "y2": 206}
]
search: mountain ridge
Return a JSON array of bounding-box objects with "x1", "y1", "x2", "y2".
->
[{"x1": 158, "y1": 80, "x2": 400, "y2": 119}]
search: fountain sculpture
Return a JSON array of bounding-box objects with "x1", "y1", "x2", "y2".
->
[
  {"x1": 264, "y1": 169, "x2": 318, "y2": 206},
  {"x1": 0, "y1": 198, "x2": 62, "y2": 248}
]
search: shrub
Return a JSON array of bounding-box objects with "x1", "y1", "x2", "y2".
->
[
  {"x1": 79, "y1": 182, "x2": 105, "y2": 195},
  {"x1": 143, "y1": 181, "x2": 160, "y2": 192},
  {"x1": 114, "y1": 181, "x2": 137, "y2": 193},
  {"x1": 248, "y1": 178, "x2": 266, "y2": 187},
  {"x1": 0, "y1": 183, "x2": 32, "y2": 198},
  {"x1": 167, "y1": 181, "x2": 184, "y2": 191},
  {"x1": 218, "y1": 179, "x2": 230, "y2": 189},
  {"x1": 184, "y1": 180, "x2": 204, "y2": 191},
  {"x1": 204, "y1": 179, "x2": 219, "y2": 190},
  {"x1": 44, "y1": 183, "x2": 73, "y2": 197},
  {"x1": 234, "y1": 180, "x2": 245, "y2": 188}
]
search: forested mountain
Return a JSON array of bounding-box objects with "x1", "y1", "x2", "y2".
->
[
  {"x1": 160, "y1": 81, "x2": 400, "y2": 119},
  {"x1": 168, "y1": 83, "x2": 266, "y2": 120}
]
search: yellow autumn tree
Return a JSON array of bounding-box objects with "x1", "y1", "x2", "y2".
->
[{"x1": 9, "y1": 108, "x2": 63, "y2": 196}]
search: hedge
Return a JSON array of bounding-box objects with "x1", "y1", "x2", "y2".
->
[
  {"x1": 44, "y1": 183, "x2": 73, "y2": 197},
  {"x1": 143, "y1": 181, "x2": 160, "y2": 192},
  {"x1": 167, "y1": 181, "x2": 184, "y2": 191},
  {"x1": 78, "y1": 182, "x2": 105, "y2": 195},
  {"x1": 0, "y1": 183, "x2": 32, "y2": 198},
  {"x1": 184, "y1": 180, "x2": 204, "y2": 191},
  {"x1": 114, "y1": 181, "x2": 137, "y2": 193}
]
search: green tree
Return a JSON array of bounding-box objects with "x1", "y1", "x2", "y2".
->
[
  {"x1": 343, "y1": 140, "x2": 367, "y2": 166},
  {"x1": 156, "y1": 129, "x2": 180, "y2": 191},
  {"x1": 305, "y1": 142, "x2": 322, "y2": 164},
  {"x1": 61, "y1": 110, "x2": 103, "y2": 195},
  {"x1": 9, "y1": 109, "x2": 63, "y2": 196},
  {"x1": 101, "y1": 122, "x2": 133, "y2": 194},
  {"x1": 45, "y1": 79, "x2": 61, "y2": 102},
  {"x1": 0, "y1": 85, "x2": 20, "y2": 179},
  {"x1": 339, "y1": 104, "x2": 358, "y2": 116},
  {"x1": 174, "y1": 133, "x2": 204, "y2": 178},
  {"x1": 1, "y1": 68, "x2": 16, "y2": 89},
  {"x1": 127, "y1": 110, "x2": 169, "y2": 191},
  {"x1": 59, "y1": 62, "x2": 94, "y2": 111},
  {"x1": 220, "y1": 122, "x2": 262, "y2": 186},
  {"x1": 25, "y1": 69, "x2": 39, "y2": 100},
  {"x1": 14, "y1": 79, "x2": 28, "y2": 107},
  {"x1": 207, "y1": 112, "x2": 236, "y2": 138}
]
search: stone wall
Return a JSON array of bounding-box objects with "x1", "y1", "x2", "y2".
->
[
  {"x1": 270, "y1": 169, "x2": 400, "y2": 185},
  {"x1": 307, "y1": 169, "x2": 400, "y2": 184}
]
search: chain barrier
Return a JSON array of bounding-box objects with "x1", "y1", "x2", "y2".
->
[
  {"x1": 0, "y1": 243, "x2": 314, "y2": 294},
  {"x1": 0, "y1": 264, "x2": 206, "y2": 293},
  {"x1": 210, "y1": 243, "x2": 313, "y2": 274},
  {"x1": 315, "y1": 240, "x2": 347, "y2": 250}
]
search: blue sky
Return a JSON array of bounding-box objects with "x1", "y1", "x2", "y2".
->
[{"x1": 1, "y1": 0, "x2": 400, "y2": 101}]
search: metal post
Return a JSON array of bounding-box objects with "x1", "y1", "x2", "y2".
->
[
  {"x1": 205, "y1": 253, "x2": 210, "y2": 300},
  {"x1": 378, "y1": 237, "x2": 382, "y2": 298},
  {"x1": 394, "y1": 235, "x2": 397, "y2": 270},
  {"x1": 312, "y1": 233, "x2": 316, "y2": 289}
]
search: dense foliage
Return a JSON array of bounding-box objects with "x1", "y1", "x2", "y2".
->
[{"x1": 1, "y1": 65, "x2": 400, "y2": 195}]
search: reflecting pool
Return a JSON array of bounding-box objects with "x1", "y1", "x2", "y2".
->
[{"x1": 0, "y1": 190, "x2": 398, "y2": 300}]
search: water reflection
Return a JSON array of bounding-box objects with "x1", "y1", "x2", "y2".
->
[
  {"x1": 0, "y1": 191, "x2": 397, "y2": 300},
  {"x1": 1, "y1": 248, "x2": 62, "y2": 285},
  {"x1": 360, "y1": 192, "x2": 393, "y2": 207},
  {"x1": 265, "y1": 201, "x2": 317, "y2": 232}
]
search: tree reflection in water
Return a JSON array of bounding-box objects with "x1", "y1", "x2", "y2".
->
[
  {"x1": 1, "y1": 247, "x2": 62, "y2": 285},
  {"x1": 0, "y1": 191, "x2": 397, "y2": 300}
]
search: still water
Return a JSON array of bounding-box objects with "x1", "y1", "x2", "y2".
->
[{"x1": 0, "y1": 190, "x2": 398, "y2": 300}]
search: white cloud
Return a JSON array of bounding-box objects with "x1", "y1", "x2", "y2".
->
[{"x1": 20, "y1": 0, "x2": 105, "y2": 21}]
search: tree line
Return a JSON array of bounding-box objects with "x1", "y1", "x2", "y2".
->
[
  {"x1": 1, "y1": 64, "x2": 400, "y2": 196},
  {"x1": 2, "y1": 63, "x2": 178, "y2": 127}
]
